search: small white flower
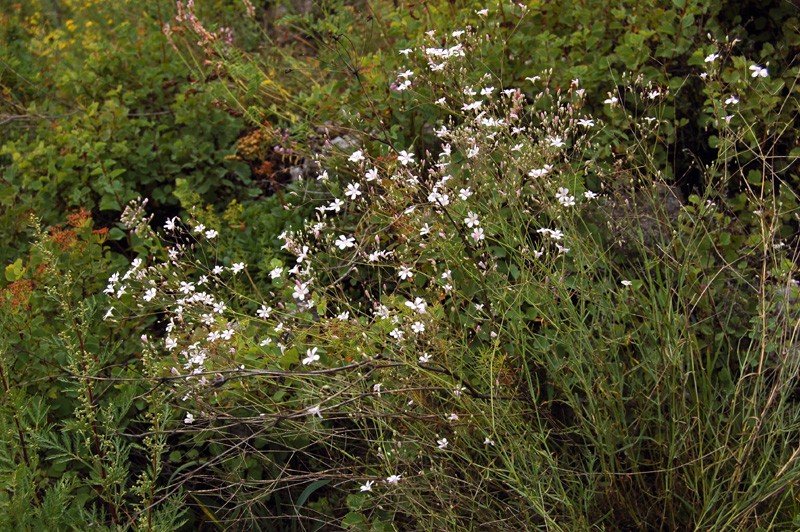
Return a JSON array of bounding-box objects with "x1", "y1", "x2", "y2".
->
[
  {"x1": 704, "y1": 52, "x2": 719, "y2": 63},
  {"x1": 750, "y1": 64, "x2": 768, "y2": 78},
  {"x1": 337, "y1": 311, "x2": 350, "y2": 320},
  {"x1": 398, "y1": 150, "x2": 415, "y2": 166},
  {"x1": 270, "y1": 267, "x2": 284, "y2": 279},
  {"x1": 293, "y1": 282, "x2": 310, "y2": 301},
  {"x1": 476, "y1": 8, "x2": 488, "y2": 15},
  {"x1": 143, "y1": 288, "x2": 156, "y2": 302},
  {"x1": 464, "y1": 212, "x2": 480, "y2": 228},
  {"x1": 528, "y1": 165, "x2": 552, "y2": 178},
  {"x1": 621, "y1": 280, "x2": 633, "y2": 287},
  {"x1": 205, "y1": 229, "x2": 218, "y2": 239},
  {"x1": 386, "y1": 474, "x2": 402, "y2": 484},
  {"x1": 257, "y1": 305, "x2": 272, "y2": 319},
  {"x1": 164, "y1": 218, "x2": 176, "y2": 231},
  {"x1": 165, "y1": 337, "x2": 177, "y2": 351},
  {"x1": 548, "y1": 136, "x2": 565, "y2": 148},
  {"x1": 604, "y1": 95, "x2": 618, "y2": 106},
  {"x1": 213, "y1": 301, "x2": 227, "y2": 314},
  {"x1": 448, "y1": 413, "x2": 459, "y2": 421},
  {"x1": 411, "y1": 321, "x2": 425, "y2": 334},
  {"x1": 348, "y1": 150, "x2": 365, "y2": 163},
  {"x1": 484, "y1": 437, "x2": 495, "y2": 446},
  {"x1": 179, "y1": 281, "x2": 195, "y2": 295},
  {"x1": 725, "y1": 95, "x2": 739, "y2": 105},
  {"x1": 194, "y1": 224, "x2": 206, "y2": 233},
  {"x1": 212, "y1": 265, "x2": 224, "y2": 275},
  {"x1": 103, "y1": 307, "x2": 114, "y2": 320},
  {"x1": 399, "y1": 48, "x2": 412, "y2": 55},
  {"x1": 345, "y1": 183, "x2": 362, "y2": 200},
  {"x1": 365, "y1": 168, "x2": 378, "y2": 181},
  {"x1": 231, "y1": 262, "x2": 245, "y2": 274},
  {"x1": 360, "y1": 480, "x2": 374, "y2": 492},
  {"x1": 584, "y1": 190, "x2": 598, "y2": 200},
  {"x1": 389, "y1": 328, "x2": 404, "y2": 341},
  {"x1": 472, "y1": 227, "x2": 485, "y2": 241},
  {"x1": 419, "y1": 352, "x2": 432, "y2": 363},
  {"x1": 577, "y1": 118, "x2": 595, "y2": 127},
  {"x1": 302, "y1": 347, "x2": 320, "y2": 365},
  {"x1": 335, "y1": 235, "x2": 356, "y2": 250},
  {"x1": 307, "y1": 405, "x2": 322, "y2": 418},
  {"x1": 398, "y1": 265, "x2": 413, "y2": 280},
  {"x1": 437, "y1": 438, "x2": 448, "y2": 449},
  {"x1": 184, "y1": 413, "x2": 194, "y2": 424},
  {"x1": 467, "y1": 146, "x2": 479, "y2": 158}
]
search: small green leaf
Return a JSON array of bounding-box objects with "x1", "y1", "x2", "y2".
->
[{"x1": 5, "y1": 258, "x2": 24, "y2": 281}]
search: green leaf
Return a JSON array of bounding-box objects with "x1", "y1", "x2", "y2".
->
[
  {"x1": 108, "y1": 227, "x2": 127, "y2": 241},
  {"x1": 295, "y1": 479, "x2": 331, "y2": 512},
  {"x1": 5, "y1": 258, "x2": 24, "y2": 281}
]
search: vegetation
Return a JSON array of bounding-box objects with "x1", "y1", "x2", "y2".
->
[{"x1": 1, "y1": 0, "x2": 800, "y2": 530}]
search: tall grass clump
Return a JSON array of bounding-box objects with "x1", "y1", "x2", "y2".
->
[{"x1": 97, "y1": 3, "x2": 800, "y2": 530}]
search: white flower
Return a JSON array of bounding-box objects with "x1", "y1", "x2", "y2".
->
[
  {"x1": 577, "y1": 118, "x2": 595, "y2": 127},
  {"x1": 389, "y1": 328, "x2": 404, "y2": 341},
  {"x1": 335, "y1": 235, "x2": 356, "y2": 250},
  {"x1": 462, "y1": 100, "x2": 483, "y2": 111},
  {"x1": 103, "y1": 308, "x2": 114, "y2": 320},
  {"x1": 143, "y1": 288, "x2": 156, "y2": 302},
  {"x1": 205, "y1": 229, "x2": 218, "y2": 239},
  {"x1": 257, "y1": 305, "x2": 272, "y2": 319},
  {"x1": 302, "y1": 347, "x2": 320, "y2": 365},
  {"x1": 621, "y1": 280, "x2": 632, "y2": 287},
  {"x1": 725, "y1": 95, "x2": 739, "y2": 105},
  {"x1": 221, "y1": 329, "x2": 234, "y2": 340},
  {"x1": 365, "y1": 168, "x2": 378, "y2": 181},
  {"x1": 327, "y1": 198, "x2": 345, "y2": 213},
  {"x1": 307, "y1": 405, "x2": 322, "y2": 418},
  {"x1": 528, "y1": 165, "x2": 552, "y2": 178},
  {"x1": 360, "y1": 480, "x2": 374, "y2": 492},
  {"x1": 484, "y1": 437, "x2": 495, "y2": 446},
  {"x1": 418, "y1": 352, "x2": 432, "y2": 363},
  {"x1": 165, "y1": 337, "x2": 177, "y2": 351},
  {"x1": 386, "y1": 474, "x2": 402, "y2": 484},
  {"x1": 704, "y1": 52, "x2": 719, "y2": 63},
  {"x1": 317, "y1": 170, "x2": 329, "y2": 182},
  {"x1": 405, "y1": 297, "x2": 427, "y2": 314},
  {"x1": 399, "y1": 48, "x2": 412, "y2": 55},
  {"x1": 212, "y1": 265, "x2": 224, "y2": 275},
  {"x1": 398, "y1": 265, "x2": 413, "y2": 280},
  {"x1": 604, "y1": 95, "x2": 618, "y2": 106},
  {"x1": 293, "y1": 282, "x2": 310, "y2": 301},
  {"x1": 419, "y1": 223, "x2": 431, "y2": 236},
  {"x1": 437, "y1": 438, "x2": 448, "y2": 449},
  {"x1": 398, "y1": 150, "x2": 415, "y2": 166},
  {"x1": 213, "y1": 301, "x2": 226, "y2": 314},
  {"x1": 750, "y1": 64, "x2": 768, "y2": 78},
  {"x1": 467, "y1": 146, "x2": 479, "y2": 158},
  {"x1": 548, "y1": 136, "x2": 565, "y2": 148},
  {"x1": 348, "y1": 150, "x2": 365, "y2": 163},
  {"x1": 184, "y1": 413, "x2": 194, "y2": 424},
  {"x1": 270, "y1": 267, "x2": 284, "y2": 279},
  {"x1": 194, "y1": 224, "x2": 206, "y2": 233},
  {"x1": 472, "y1": 227, "x2": 485, "y2": 241},
  {"x1": 164, "y1": 217, "x2": 176, "y2": 231},
  {"x1": 296, "y1": 245, "x2": 310, "y2": 263},
  {"x1": 584, "y1": 190, "x2": 598, "y2": 200},
  {"x1": 448, "y1": 413, "x2": 459, "y2": 421},
  {"x1": 476, "y1": 8, "x2": 488, "y2": 15},
  {"x1": 480, "y1": 86, "x2": 495, "y2": 96},
  {"x1": 464, "y1": 212, "x2": 480, "y2": 228},
  {"x1": 337, "y1": 311, "x2": 349, "y2": 320},
  {"x1": 411, "y1": 321, "x2": 425, "y2": 334},
  {"x1": 179, "y1": 281, "x2": 195, "y2": 295},
  {"x1": 345, "y1": 183, "x2": 362, "y2": 200}
]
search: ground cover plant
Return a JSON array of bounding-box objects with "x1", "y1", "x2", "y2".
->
[{"x1": 2, "y1": 0, "x2": 800, "y2": 531}]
